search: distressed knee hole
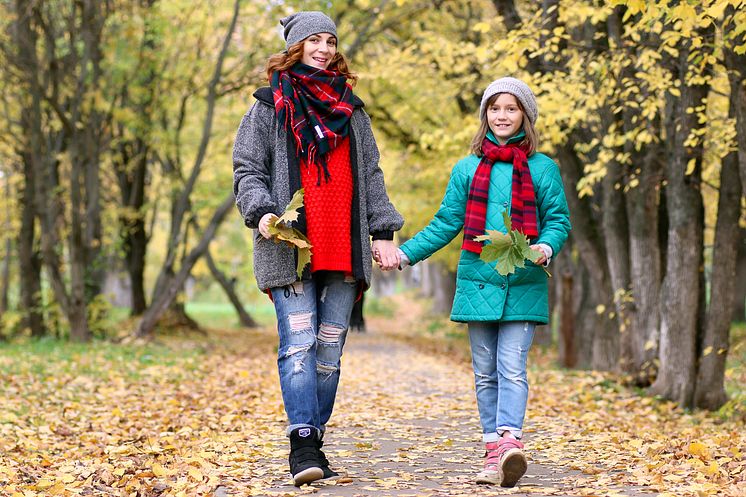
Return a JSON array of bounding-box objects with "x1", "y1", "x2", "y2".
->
[
  {"x1": 288, "y1": 312, "x2": 313, "y2": 333},
  {"x1": 285, "y1": 343, "x2": 312, "y2": 374},
  {"x1": 285, "y1": 343, "x2": 312, "y2": 357},
  {"x1": 318, "y1": 323, "x2": 345, "y2": 344},
  {"x1": 317, "y1": 361, "x2": 338, "y2": 376}
]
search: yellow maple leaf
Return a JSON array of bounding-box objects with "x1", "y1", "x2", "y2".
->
[
  {"x1": 688, "y1": 442, "x2": 710, "y2": 459},
  {"x1": 36, "y1": 479, "x2": 54, "y2": 489},
  {"x1": 152, "y1": 463, "x2": 168, "y2": 477}
]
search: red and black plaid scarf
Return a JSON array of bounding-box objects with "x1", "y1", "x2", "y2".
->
[
  {"x1": 271, "y1": 62, "x2": 354, "y2": 183},
  {"x1": 462, "y1": 138, "x2": 538, "y2": 254}
]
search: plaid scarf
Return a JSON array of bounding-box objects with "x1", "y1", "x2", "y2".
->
[
  {"x1": 462, "y1": 138, "x2": 538, "y2": 254},
  {"x1": 270, "y1": 62, "x2": 354, "y2": 184}
]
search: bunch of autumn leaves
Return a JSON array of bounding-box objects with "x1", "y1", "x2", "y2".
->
[{"x1": 268, "y1": 191, "x2": 547, "y2": 278}]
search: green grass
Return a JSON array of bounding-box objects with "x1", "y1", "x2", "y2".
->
[
  {"x1": 363, "y1": 295, "x2": 396, "y2": 318},
  {"x1": 184, "y1": 301, "x2": 276, "y2": 328},
  {"x1": 0, "y1": 335, "x2": 204, "y2": 380}
]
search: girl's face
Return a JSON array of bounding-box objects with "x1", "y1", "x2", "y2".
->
[
  {"x1": 486, "y1": 93, "x2": 524, "y2": 144},
  {"x1": 301, "y1": 33, "x2": 337, "y2": 70}
]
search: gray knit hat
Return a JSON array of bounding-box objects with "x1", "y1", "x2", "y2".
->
[
  {"x1": 479, "y1": 77, "x2": 538, "y2": 125},
  {"x1": 280, "y1": 11, "x2": 338, "y2": 49}
]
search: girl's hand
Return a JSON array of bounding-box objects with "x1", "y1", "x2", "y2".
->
[
  {"x1": 372, "y1": 240, "x2": 400, "y2": 271},
  {"x1": 258, "y1": 213, "x2": 276, "y2": 239},
  {"x1": 530, "y1": 244, "x2": 548, "y2": 265}
]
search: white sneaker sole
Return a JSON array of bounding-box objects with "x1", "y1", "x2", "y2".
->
[
  {"x1": 500, "y1": 449, "x2": 527, "y2": 487},
  {"x1": 475, "y1": 469, "x2": 501, "y2": 485},
  {"x1": 293, "y1": 467, "x2": 324, "y2": 486}
]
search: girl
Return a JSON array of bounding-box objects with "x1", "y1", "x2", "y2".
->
[
  {"x1": 232, "y1": 11, "x2": 403, "y2": 486},
  {"x1": 399, "y1": 77, "x2": 571, "y2": 487}
]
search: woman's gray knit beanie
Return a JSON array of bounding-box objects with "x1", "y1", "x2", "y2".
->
[
  {"x1": 479, "y1": 77, "x2": 538, "y2": 125},
  {"x1": 281, "y1": 11, "x2": 338, "y2": 49}
]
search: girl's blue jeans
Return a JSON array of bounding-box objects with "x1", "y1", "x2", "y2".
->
[
  {"x1": 468, "y1": 321, "x2": 536, "y2": 442},
  {"x1": 270, "y1": 272, "x2": 357, "y2": 437}
]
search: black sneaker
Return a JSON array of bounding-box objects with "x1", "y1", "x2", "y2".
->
[
  {"x1": 289, "y1": 428, "x2": 323, "y2": 486},
  {"x1": 316, "y1": 438, "x2": 340, "y2": 480}
]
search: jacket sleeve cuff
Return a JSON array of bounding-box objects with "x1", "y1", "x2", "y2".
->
[
  {"x1": 247, "y1": 206, "x2": 277, "y2": 229},
  {"x1": 371, "y1": 230, "x2": 394, "y2": 241},
  {"x1": 397, "y1": 248, "x2": 410, "y2": 269},
  {"x1": 536, "y1": 243, "x2": 553, "y2": 266}
]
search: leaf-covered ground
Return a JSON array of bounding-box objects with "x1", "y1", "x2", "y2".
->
[{"x1": 0, "y1": 301, "x2": 744, "y2": 497}]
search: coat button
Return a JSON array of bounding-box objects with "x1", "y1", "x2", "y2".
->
[
  {"x1": 479, "y1": 284, "x2": 485, "y2": 289},
  {"x1": 501, "y1": 283, "x2": 506, "y2": 289},
  {"x1": 503, "y1": 201, "x2": 509, "y2": 207}
]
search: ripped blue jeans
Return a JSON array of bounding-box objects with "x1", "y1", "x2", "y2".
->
[
  {"x1": 468, "y1": 321, "x2": 536, "y2": 442},
  {"x1": 270, "y1": 272, "x2": 357, "y2": 437}
]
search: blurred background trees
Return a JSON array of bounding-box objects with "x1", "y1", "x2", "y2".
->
[{"x1": 0, "y1": 0, "x2": 744, "y2": 411}]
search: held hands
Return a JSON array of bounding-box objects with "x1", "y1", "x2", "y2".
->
[
  {"x1": 261, "y1": 214, "x2": 401, "y2": 271},
  {"x1": 372, "y1": 239, "x2": 400, "y2": 271}
]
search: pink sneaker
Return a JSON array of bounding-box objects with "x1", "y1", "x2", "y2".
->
[
  {"x1": 495, "y1": 437, "x2": 527, "y2": 487},
  {"x1": 475, "y1": 441, "x2": 502, "y2": 484}
]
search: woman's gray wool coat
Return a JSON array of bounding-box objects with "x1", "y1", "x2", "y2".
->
[{"x1": 232, "y1": 87, "x2": 403, "y2": 291}]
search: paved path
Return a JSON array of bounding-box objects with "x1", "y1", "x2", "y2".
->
[{"x1": 248, "y1": 332, "x2": 656, "y2": 497}]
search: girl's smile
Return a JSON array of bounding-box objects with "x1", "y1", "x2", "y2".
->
[{"x1": 486, "y1": 94, "x2": 524, "y2": 144}]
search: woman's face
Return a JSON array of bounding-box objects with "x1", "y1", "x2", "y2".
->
[
  {"x1": 301, "y1": 33, "x2": 337, "y2": 70},
  {"x1": 486, "y1": 93, "x2": 524, "y2": 144}
]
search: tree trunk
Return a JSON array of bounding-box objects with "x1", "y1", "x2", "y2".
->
[
  {"x1": 732, "y1": 230, "x2": 746, "y2": 322},
  {"x1": 624, "y1": 143, "x2": 664, "y2": 385},
  {"x1": 147, "y1": 0, "x2": 240, "y2": 319},
  {"x1": 18, "y1": 155, "x2": 44, "y2": 337},
  {"x1": 651, "y1": 32, "x2": 711, "y2": 407},
  {"x1": 12, "y1": 0, "x2": 59, "y2": 337},
  {"x1": 0, "y1": 237, "x2": 9, "y2": 316},
  {"x1": 724, "y1": 6, "x2": 746, "y2": 198},
  {"x1": 68, "y1": 140, "x2": 91, "y2": 342},
  {"x1": 724, "y1": 7, "x2": 746, "y2": 324},
  {"x1": 558, "y1": 265, "x2": 576, "y2": 368},
  {"x1": 205, "y1": 249, "x2": 258, "y2": 328},
  {"x1": 693, "y1": 130, "x2": 741, "y2": 409},
  {"x1": 422, "y1": 262, "x2": 456, "y2": 315},
  {"x1": 601, "y1": 155, "x2": 631, "y2": 370},
  {"x1": 115, "y1": 1, "x2": 157, "y2": 315},
  {"x1": 555, "y1": 144, "x2": 618, "y2": 370},
  {"x1": 693, "y1": 39, "x2": 746, "y2": 409},
  {"x1": 136, "y1": 194, "x2": 234, "y2": 337},
  {"x1": 115, "y1": 137, "x2": 149, "y2": 315},
  {"x1": 1, "y1": 177, "x2": 12, "y2": 321}
]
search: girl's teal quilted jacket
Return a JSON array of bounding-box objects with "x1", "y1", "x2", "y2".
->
[{"x1": 400, "y1": 132, "x2": 571, "y2": 324}]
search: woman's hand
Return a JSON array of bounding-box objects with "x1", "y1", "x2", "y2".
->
[
  {"x1": 372, "y1": 240, "x2": 400, "y2": 271},
  {"x1": 258, "y1": 213, "x2": 276, "y2": 239}
]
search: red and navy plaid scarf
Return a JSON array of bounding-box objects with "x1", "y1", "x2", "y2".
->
[
  {"x1": 462, "y1": 138, "x2": 538, "y2": 254},
  {"x1": 271, "y1": 62, "x2": 354, "y2": 184}
]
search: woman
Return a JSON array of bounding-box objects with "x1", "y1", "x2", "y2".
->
[{"x1": 232, "y1": 11, "x2": 403, "y2": 486}]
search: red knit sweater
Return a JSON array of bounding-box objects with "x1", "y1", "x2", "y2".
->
[{"x1": 300, "y1": 137, "x2": 353, "y2": 274}]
